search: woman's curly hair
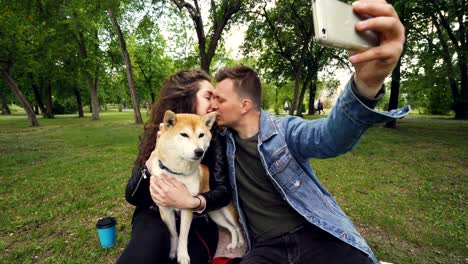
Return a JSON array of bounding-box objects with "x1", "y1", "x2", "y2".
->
[{"x1": 134, "y1": 69, "x2": 211, "y2": 167}]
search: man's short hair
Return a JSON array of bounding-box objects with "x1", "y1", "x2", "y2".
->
[{"x1": 215, "y1": 65, "x2": 262, "y2": 110}]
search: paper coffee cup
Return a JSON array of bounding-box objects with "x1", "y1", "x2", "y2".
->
[{"x1": 96, "y1": 216, "x2": 116, "y2": 248}]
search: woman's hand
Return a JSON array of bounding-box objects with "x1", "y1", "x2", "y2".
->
[{"x1": 149, "y1": 174, "x2": 200, "y2": 209}]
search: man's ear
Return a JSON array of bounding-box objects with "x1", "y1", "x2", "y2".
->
[
  {"x1": 202, "y1": 112, "x2": 217, "y2": 130},
  {"x1": 240, "y1": 99, "x2": 253, "y2": 114},
  {"x1": 163, "y1": 110, "x2": 177, "y2": 127}
]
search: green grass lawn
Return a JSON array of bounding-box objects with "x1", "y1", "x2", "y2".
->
[{"x1": 0, "y1": 112, "x2": 466, "y2": 263}]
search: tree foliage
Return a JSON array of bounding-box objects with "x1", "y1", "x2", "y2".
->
[
  {"x1": 1, "y1": 0, "x2": 467, "y2": 126},
  {"x1": 243, "y1": 0, "x2": 347, "y2": 116}
]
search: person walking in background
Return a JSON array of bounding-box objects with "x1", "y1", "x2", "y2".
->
[{"x1": 317, "y1": 99, "x2": 324, "y2": 114}]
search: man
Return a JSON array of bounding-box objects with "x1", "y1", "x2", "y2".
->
[{"x1": 211, "y1": 1, "x2": 409, "y2": 263}]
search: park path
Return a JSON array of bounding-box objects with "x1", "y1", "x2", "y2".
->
[{"x1": 401, "y1": 117, "x2": 468, "y2": 123}]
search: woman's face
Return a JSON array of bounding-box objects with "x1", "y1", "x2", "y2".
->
[{"x1": 195, "y1": 80, "x2": 214, "y2": 115}]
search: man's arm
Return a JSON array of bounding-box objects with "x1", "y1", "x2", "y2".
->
[
  {"x1": 286, "y1": 0, "x2": 407, "y2": 159},
  {"x1": 285, "y1": 80, "x2": 409, "y2": 160},
  {"x1": 350, "y1": 0, "x2": 405, "y2": 98}
]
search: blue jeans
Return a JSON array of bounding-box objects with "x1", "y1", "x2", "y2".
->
[{"x1": 234, "y1": 223, "x2": 373, "y2": 264}]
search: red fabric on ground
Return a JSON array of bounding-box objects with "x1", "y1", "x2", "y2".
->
[{"x1": 211, "y1": 257, "x2": 234, "y2": 264}]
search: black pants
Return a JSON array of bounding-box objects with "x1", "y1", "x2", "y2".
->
[
  {"x1": 117, "y1": 207, "x2": 218, "y2": 264},
  {"x1": 232, "y1": 223, "x2": 373, "y2": 264}
]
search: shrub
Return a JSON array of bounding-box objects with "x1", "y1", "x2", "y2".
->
[{"x1": 53, "y1": 98, "x2": 78, "y2": 114}]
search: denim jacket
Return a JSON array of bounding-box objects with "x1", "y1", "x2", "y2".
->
[{"x1": 224, "y1": 79, "x2": 410, "y2": 263}]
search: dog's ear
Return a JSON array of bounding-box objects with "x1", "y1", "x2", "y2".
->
[
  {"x1": 164, "y1": 110, "x2": 177, "y2": 127},
  {"x1": 202, "y1": 112, "x2": 216, "y2": 130}
]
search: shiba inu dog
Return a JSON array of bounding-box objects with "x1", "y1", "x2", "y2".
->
[{"x1": 150, "y1": 110, "x2": 244, "y2": 264}]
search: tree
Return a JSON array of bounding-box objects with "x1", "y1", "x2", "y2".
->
[
  {"x1": 429, "y1": 0, "x2": 468, "y2": 119},
  {"x1": 108, "y1": 6, "x2": 143, "y2": 124},
  {"x1": 68, "y1": 1, "x2": 104, "y2": 121},
  {"x1": 243, "y1": 1, "x2": 310, "y2": 115},
  {"x1": 243, "y1": 0, "x2": 345, "y2": 116},
  {"x1": 1, "y1": 64, "x2": 39, "y2": 126},
  {"x1": 131, "y1": 15, "x2": 173, "y2": 103},
  {"x1": 0, "y1": 1, "x2": 39, "y2": 126},
  {"x1": 405, "y1": 0, "x2": 467, "y2": 118},
  {"x1": 171, "y1": 0, "x2": 242, "y2": 73}
]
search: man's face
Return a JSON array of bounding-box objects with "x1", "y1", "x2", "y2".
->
[{"x1": 211, "y1": 79, "x2": 243, "y2": 128}]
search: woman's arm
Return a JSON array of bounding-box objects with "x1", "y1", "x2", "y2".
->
[
  {"x1": 125, "y1": 163, "x2": 154, "y2": 208},
  {"x1": 199, "y1": 129, "x2": 232, "y2": 212}
]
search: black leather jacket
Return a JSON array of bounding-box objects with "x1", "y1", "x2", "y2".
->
[{"x1": 125, "y1": 127, "x2": 231, "y2": 213}]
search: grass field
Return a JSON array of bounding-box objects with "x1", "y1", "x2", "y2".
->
[{"x1": 0, "y1": 112, "x2": 466, "y2": 263}]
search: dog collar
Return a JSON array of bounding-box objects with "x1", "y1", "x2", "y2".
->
[{"x1": 158, "y1": 160, "x2": 184, "y2": 175}]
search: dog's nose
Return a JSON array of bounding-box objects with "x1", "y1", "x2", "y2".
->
[{"x1": 194, "y1": 149, "x2": 204, "y2": 158}]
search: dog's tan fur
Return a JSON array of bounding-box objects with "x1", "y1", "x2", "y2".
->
[{"x1": 150, "y1": 110, "x2": 244, "y2": 264}]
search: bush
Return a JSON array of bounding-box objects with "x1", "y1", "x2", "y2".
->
[{"x1": 53, "y1": 98, "x2": 77, "y2": 114}]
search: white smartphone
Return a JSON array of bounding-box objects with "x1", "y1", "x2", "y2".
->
[{"x1": 312, "y1": 0, "x2": 379, "y2": 50}]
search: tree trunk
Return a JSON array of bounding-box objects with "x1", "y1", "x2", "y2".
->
[
  {"x1": 109, "y1": 9, "x2": 143, "y2": 124},
  {"x1": 454, "y1": 14, "x2": 468, "y2": 119},
  {"x1": 200, "y1": 54, "x2": 210, "y2": 74},
  {"x1": 1, "y1": 67, "x2": 39, "y2": 126},
  {"x1": 89, "y1": 73, "x2": 100, "y2": 119},
  {"x1": 44, "y1": 79, "x2": 54, "y2": 118},
  {"x1": 308, "y1": 71, "x2": 318, "y2": 115},
  {"x1": 454, "y1": 54, "x2": 468, "y2": 118},
  {"x1": 0, "y1": 88, "x2": 11, "y2": 115},
  {"x1": 454, "y1": 76, "x2": 468, "y2": 119},
  {"x1": 295, "y1": 80, "x2": 309, "y2": 117},
  {"x1": 385, "y1": 57, "x2": 401, "y2": 128},
  {"x1": 91, "y1": 31, "x2": 101, "y2": 120},
  {"x1": 32, "y1": 82, "x2": 46, "y2": 116},
  {"x1": 455, "y1": 74, "x2": 468, "y2": 119},
  {"x1": 85, "y1": 73, "x2": 99, "y2": 120},
  {"x1": 296, "y1": 72, "x2": 312, "y2": 116},
  {"x1": 29, "y1": 73, "x2": 46, "y2": 116},
  {"x1": 289, "y1": 69, "x2": 302, "y2": 115},
  {"x1": 74, "y1": 87, "x2": 84, "y2": 118},
  {"x1": 75, "y1": 30, "x2": 100, "y2": 120}
]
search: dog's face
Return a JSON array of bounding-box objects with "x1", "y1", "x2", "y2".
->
[{"x1": 158, "y1": 110, "x2": 216, "y2": 161}]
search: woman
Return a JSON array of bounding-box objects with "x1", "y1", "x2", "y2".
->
[{"x1": 118, "y1": 70, "x2": 231, "y2": 264}]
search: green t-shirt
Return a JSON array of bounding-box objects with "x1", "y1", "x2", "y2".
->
[{"x1": 234, "y1": 132, "x2": 305, "y2": 240}]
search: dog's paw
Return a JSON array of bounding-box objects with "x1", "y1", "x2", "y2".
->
[
  {"x1": 238, "y1": 236, "x2": 245, "y2": 247},
  {"x1": 237, "y1": 229, "x2": 245, "y2": 247},
  {"x1": 177, "y1": 251, "x2": 190, "y2": 264},
  {"x1": 226, "y1": 242, "x2": 237, "y2": 250},
  {"x1": 169, "y1": 249, "x2": 177, "y2": 260},
  {"x1": 169, "y1": 238, "x2": 178, "y2": 259},
  {"x1": 238, "y1": 240, "x2": 245, "y2": 247}
]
